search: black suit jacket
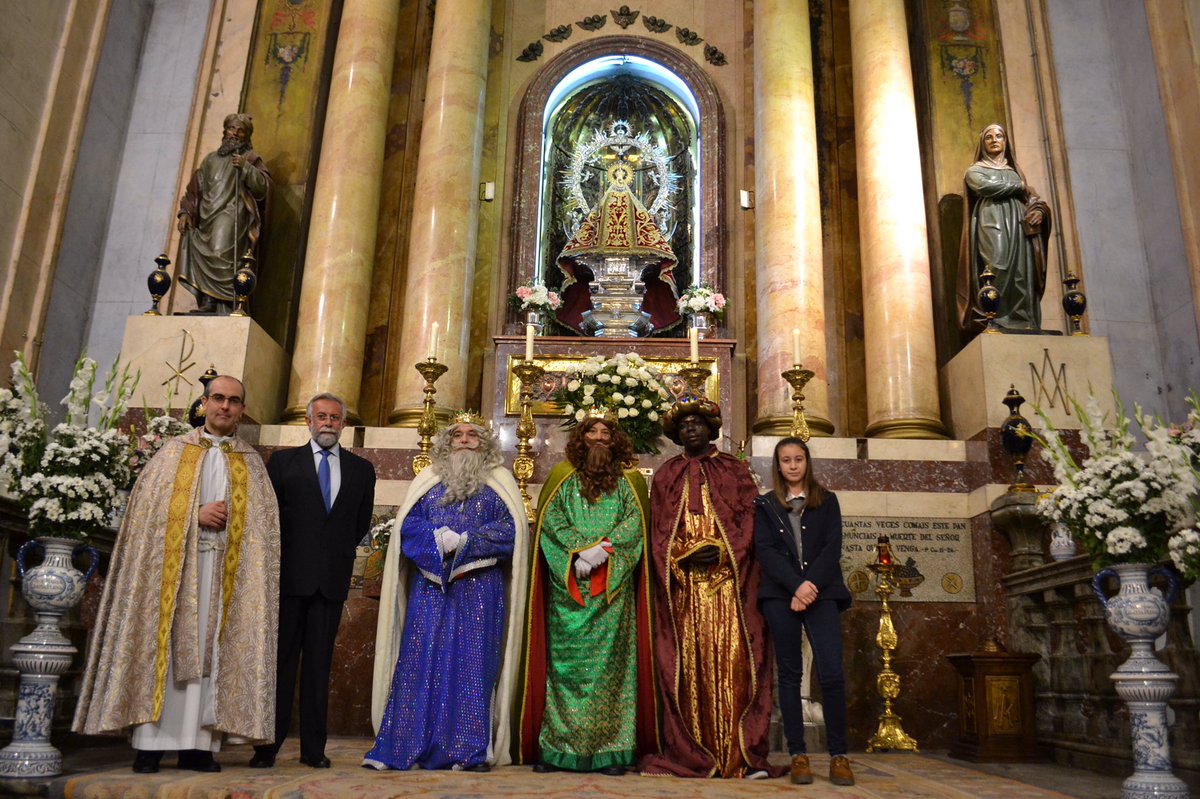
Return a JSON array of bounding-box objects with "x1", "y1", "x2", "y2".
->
[
  {"x1": 267, "y1": 442, "x2": 376, "y2": 602},
  {"x1": 753, "y1": 491, "x2": 851, "y2": 611}
]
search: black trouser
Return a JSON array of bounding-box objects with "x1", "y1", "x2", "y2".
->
[
  {"x1": 760, "y1": 597, "x2": 848, "y2": 756},
  {"x1": 261, "y1": 593, "x2": 344, "y2": 760}
]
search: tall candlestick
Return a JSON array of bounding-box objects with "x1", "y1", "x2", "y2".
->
[
  {"x1": 525, "y1": 324, "x2": 535, "y2": 361},
  {"x1": 689, "y1": 327, "x2": 699, "y2": 363},
  {"x1": 792, "y1": 328, "x2": 801, "y2": 366},
  {"x1": 429, "y1": 321, "x2": 439, "y2": 360}
]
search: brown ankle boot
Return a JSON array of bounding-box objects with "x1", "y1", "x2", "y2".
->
[
  {"x1": 790, "y1": 754, "x2": 813, "y2": 784},
  {"x1": 829, "y1": 755, "x2": 855, "y2": 786}
]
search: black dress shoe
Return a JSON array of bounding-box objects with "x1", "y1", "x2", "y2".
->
[
  {"x1": 464, "y1": 762, "x2": 491, "y2": 773},
  {"x1": 598, "y1": 765, "x2": 625, "y2": 776},
  {"x1": 300, "y1": 755, "x2": 331, "y2": 768},
  {"x1": 532, "y1": 762, "x2": 558, "y2": 773},
  {"x1": 178, "y1": 749, "x2": 221, "y2": 772},
  {"x1": 132, "y1": 750, "x2": 163, "y2": 774},
  {"x1": 248, "y1": 748, "x2": 276, "y2": 768}
]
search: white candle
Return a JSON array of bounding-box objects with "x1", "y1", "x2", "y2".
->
[
  {"x1": 689, "y1": 327, "x2": 699, "y2": 363},
  {"x1": 525, "y1": 324, "x2": 535, "y2": 361},
  {"x1": 429, "y1": 321, "x2": 439, "y2": 360},
  {"x1": 791, "y1": 328, "x2": 801, "y2": 366}
]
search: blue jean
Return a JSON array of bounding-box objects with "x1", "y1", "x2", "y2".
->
[{"x1": 760, "y1": 598, "x2": 848, "y2": 756}]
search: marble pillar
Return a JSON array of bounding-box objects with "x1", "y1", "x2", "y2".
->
[
  {"x1": 283, "y1": 0, "x2": 399, "y2": 423},
  {"x1": 752, "y1": 0, "x2": 832, "y2": 436},
  {"x1": 388, "y1": 0, "x2": 492, "y2": 425},
  {"x1": 849, "y1": 0, "x2": 946, "y2": 438}
]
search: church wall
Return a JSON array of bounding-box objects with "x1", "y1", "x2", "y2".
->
[
  {"x1": 0, "y1": 3, "x2": 71, "y2": 365},
  {"x1": 80, "y1": 0, "x2": 216, "y2": 393},
  {"x1": 1045, "y1": 0, "x2": 1200, "y2": 420},
  {"x1": 37, "y1": 0, "x2": 153, "y2": 417}
]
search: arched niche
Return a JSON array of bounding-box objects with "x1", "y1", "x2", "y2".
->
[{"x1": 506, "y1": 36, "x2": 727, "y2": 326}]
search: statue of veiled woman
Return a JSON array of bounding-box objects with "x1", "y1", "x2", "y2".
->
[{"x1": 955, "y1": 123, "x2": 1053, "y2": 337}]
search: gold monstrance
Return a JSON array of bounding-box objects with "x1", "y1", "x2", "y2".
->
[{"x1": 865, "y1": 536, "x2": 919, "y2": 752}]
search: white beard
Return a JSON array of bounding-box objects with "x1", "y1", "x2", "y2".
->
[{"x1": 436, "y1": 447, "x2": 487, "y2": 505}]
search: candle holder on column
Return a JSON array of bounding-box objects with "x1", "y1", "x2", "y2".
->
[
  {"x1": 865, "y1": 536, "x2": 919, "y2": 753},
  {"x1": 782, "y1": 366, "x2": 815, "y2": 442},
  {"x1": 511, "y1": 360, "x2": 545, "y2": 524},
  {"x1": 412, "y1": 358, "x2": 449, "y2": 475}
]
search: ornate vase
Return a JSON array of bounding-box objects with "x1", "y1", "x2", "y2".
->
[
  {"x1": 688, "y1": 311, "x2": 713, "y2": 339},
  {"x1": 0, "y1": 537, "x2": 99, "y2": 778},
  {"x1": 1049, "y1": 523, "x2": 1077, "y2": 561},
  {"x1": 524, "y1": 309, "x2": 545, "y2": 334},
  {"x1": 1091, "y1": 562, "x2": 1189, "y2": 799}
]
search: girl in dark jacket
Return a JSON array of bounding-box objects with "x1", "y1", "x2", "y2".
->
[{"x1": 753, "y1": 437, "x2": 854, "y2": 786}]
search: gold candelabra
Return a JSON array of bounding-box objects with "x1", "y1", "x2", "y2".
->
[
  {"x1": 677, "y1": 363, "x2": 710, "y2": 396},
  {"x1": 782, "y1": 366, "x2": 815, "y2": 442},
  {"x1": 865, "y1": 536, "x2": 919, "y2": 752},
  {"x1": 511, "y1": 359, "x2": 545, "y2": 524},
  {"x1": 411, "y1": 357, "x2": 449, "y2": 475}
]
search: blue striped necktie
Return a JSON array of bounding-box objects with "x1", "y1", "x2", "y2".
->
[{"x1": 318, "y1": 449, "x2": 332, "y2": 512}]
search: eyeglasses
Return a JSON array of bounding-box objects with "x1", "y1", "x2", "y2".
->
[
  {"x1": 314, "y1": 413, "x2": 342, "y2": 423},
  {"x1": 207, "y1": 393, "x2": 244, "y2": 406}
]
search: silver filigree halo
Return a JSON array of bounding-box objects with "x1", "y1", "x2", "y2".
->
[{"x1": 561, "y1": 120, "x2": 681, "y2": 236}]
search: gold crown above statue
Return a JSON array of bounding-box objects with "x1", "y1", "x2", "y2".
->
[{"x1": 451, "y1": 410, "x2": 487, "y2": 428}]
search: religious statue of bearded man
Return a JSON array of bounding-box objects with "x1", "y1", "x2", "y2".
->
[
  {"x1": 639, "y1": 396, "x2": 782, "y2": 779},
  {"x1": 519, "y1": 412, "x2": 659, "y2": 775},
  {"x1": 177, "y1": 112, "x2": 270, "y2": 314}
]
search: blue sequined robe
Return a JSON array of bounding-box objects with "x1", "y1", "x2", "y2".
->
[{"x1": 365, "y1": 482, "x2": 516, "y2": 769}]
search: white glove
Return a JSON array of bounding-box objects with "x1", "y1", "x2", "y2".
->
[
  {"x1": 574, "y1": 541, "x2": 611, "y2": 578},
  {"x1": 435, "y1": 526, "x2": 462, "y2": 557}
]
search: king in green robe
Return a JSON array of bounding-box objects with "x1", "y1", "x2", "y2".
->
[{"x1": 519, "y1": 415, "x2": 658, "y2": 773}]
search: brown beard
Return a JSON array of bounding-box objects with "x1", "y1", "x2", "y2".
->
[
  {"x1": 566, "y1": 422, "x2": 634, "y2": 503},
  {"x1": 217, "y1": 135, "x2": 250, "y2": 157}
]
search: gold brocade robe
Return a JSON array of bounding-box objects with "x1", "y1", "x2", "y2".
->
[
  {"x1": 72, "y1": 428, "x2": 280, "y2": 741},
  {"x1": 668, "y1": 484, "x2": 753, "y2": 777}
]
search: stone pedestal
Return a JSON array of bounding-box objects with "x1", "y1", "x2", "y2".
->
[
  {"x1": 940, "y1": 333, "x2": 1116, "y2": 440},
  {"x1": 991, "y1": 491, "x2": 1048, "y2": 572},
  {"x1": 118, "y1": 316, "x2": 287, "y2": 424},
  {"x1": 947, "y1": 648, "x2": 1041, "y2": 762}
]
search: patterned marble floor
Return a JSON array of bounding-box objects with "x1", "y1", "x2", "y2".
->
[{"x1": 49, "y1": 738, "x2": 1120, "y2": 799}]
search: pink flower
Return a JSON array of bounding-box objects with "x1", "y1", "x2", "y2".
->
[
  {"x1": 515, "y1": 286, "x2": 533, "y2": 301},
  {"x1": 548, "y1": 292, "x2": 561, "y2": 308},
  {"x1": 712, "y1": 293, "x2": 726, "y2": 310}
]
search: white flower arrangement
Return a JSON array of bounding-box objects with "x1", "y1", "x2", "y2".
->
[
  {"x1": 676, "y1": 284, "x2": 727, "y2": 322},
  {"x1": 1035, "y1": 393, "x2": 1198, "y2": 572},
  {"x1": 2, "y1": 353, "x2": 138, "y2": 541},
  {"x1": 553, "y1": 352, "x2": 673, "y2": 454},
  {"x1": 512, "y1": 281, "x2": 563, "y2": 314}
]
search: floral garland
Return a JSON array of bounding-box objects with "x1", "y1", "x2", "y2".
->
[
  {"x1": 676, "y1": 284, "x2": 726, "y2": 321},
  {"x1": 553, "y1": 352, "x2": 673, "y2": 454},
  {"x1": 1035, "y1": 394, "x2": 1199, "y2": 575},
  {"x1": 1, "y1": 353, "x2": 137, "y2": 542}
]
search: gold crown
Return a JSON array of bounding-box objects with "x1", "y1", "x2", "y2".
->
[
  {"x1": 583, "y1": 406, "x2": 620, "y2": 424},
  {"x1": 451, "y1": 410, "x2": 487, "y2": 427}
]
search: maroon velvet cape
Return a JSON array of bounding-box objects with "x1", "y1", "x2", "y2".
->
[{"x1": 639, "y1": 448, "x2": 784, "y2": 777}]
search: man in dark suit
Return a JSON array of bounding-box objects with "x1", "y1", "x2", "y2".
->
[{"x1": 250, "y1": 392, "x2": 376, "y2": 768}]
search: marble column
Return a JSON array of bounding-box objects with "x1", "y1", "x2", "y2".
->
[
  {"x1": 283, "y1": 0, "x2": 399, "y2": 423},
  {"x1": 752, "y1": 0, "x2": 833, "y2": 436},
  {"x1": 850, "y1": 0, "x2": 946, "y2": 438},
  {"x1": 388, "y1": 0, "x2": 492, "y2": 425}
]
